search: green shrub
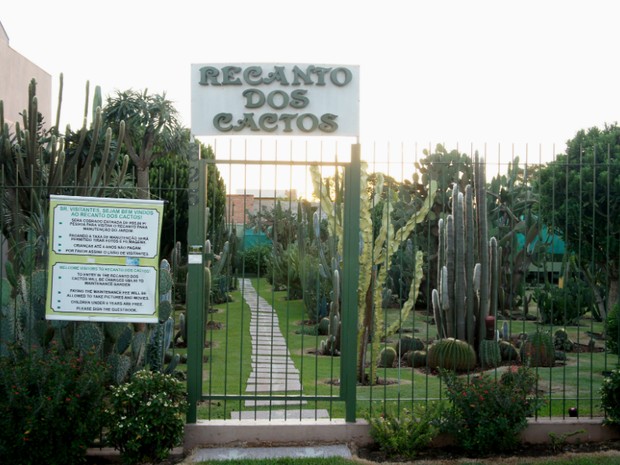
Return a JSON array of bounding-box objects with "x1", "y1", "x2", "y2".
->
[
  {"x1": 601, "y1": 369, "x2": 620, "y2": 425},
  {"x1": 239, "y1": 243, "x2": 272, "y2": 275},
  {"x1": 533, "y1": 278, "x2": 594, "y2": 326},
  {"x1": 440, "y1": 366, "x2": 542, "y2": 455},
  {"x1": 606, "y1": 303, "x2": 620, "y2": 355},
  {"x1": 105, "y1": 370, "x2": 187, "y2": 465},
  {"x1": 368, "y1": 403, "x2": 444, "y2": 458},
  {"x1": 0, "y1": 344, "x2": 108, "y2": 465}
]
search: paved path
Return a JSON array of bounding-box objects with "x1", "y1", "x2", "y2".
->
[{"x1": 231, "y1": 279, "x2": 329, "y2": 420}]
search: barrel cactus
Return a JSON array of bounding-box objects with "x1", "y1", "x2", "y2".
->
[
  {"x1": 427, "y1": 338, "x2": 476, "y2": 372},
  {"x1": 499, "y1": 340, "x2": 520, "y2": 362},
  {"x1": 377, "y1": 346, "x2": 397, "y2": 368},
  {"x1": 405, "y1": 349, "x2": 428, "y2": 368},
  {"x1": 396, "y1": 335, "x2": 425, "y2": 356}
]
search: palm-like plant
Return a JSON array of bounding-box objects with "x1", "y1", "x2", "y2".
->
[{"x1": 103, "y1": 90, "x2": 187, "y2": 199}]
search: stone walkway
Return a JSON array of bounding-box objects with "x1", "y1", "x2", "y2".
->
[{"x1": 231, "y1": 279, "x2": 328, "y2": 420}]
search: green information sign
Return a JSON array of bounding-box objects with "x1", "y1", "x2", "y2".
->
[{"x1": 46, "y1": 195, "x2": 164, "y2": 323}]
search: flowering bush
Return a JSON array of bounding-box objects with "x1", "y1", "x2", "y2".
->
[
  {"x1": 0, "y1": 343, "x2": 108, "y2": 465},
  {"x1": 440, "y1": 366, "x2": 542, "y2": 455},
  {"x1": 105, "y1": 369, "x2": 187, "y2": 465}
]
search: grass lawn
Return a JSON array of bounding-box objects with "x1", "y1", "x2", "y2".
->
[{"x1": 189, "y1": 277, "x2": 618, "y2": 419}]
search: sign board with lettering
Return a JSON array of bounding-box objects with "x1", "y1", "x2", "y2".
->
[
  {"x1": 46, "y1": 195, "x2": 164, "y2": 322},
  {"x1": 191, "y1": 63, "x2": 359, "y2": 137}
]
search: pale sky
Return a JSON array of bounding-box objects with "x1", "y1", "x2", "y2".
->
[{"x1": 3, "y1": 0, "x2": 620, "y2": 159}]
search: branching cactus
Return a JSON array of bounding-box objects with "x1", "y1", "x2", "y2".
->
[
  {"x1": 310, "y1": 163, "x2": 436, "y2": 384},
  {"x1": 431, "y1": 154, "x2": 500, "y2": 368}
]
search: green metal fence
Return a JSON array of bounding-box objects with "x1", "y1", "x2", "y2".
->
[{"x1": 2, "y1": 135, "x2": 620, "y2": 425}]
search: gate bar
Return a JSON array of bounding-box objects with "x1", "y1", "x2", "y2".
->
[
  {"x1": 341, "y1": 143, "x2": 361, "y2": 422},
  {"x1": 186, "y1": 142, "x2": 207, "y2": 423}
]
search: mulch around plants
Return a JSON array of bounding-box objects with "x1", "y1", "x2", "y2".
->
[
  {"x1": 86, "y1": 441, "x2": 620, "y2": 464},
  {"x1": 354, "y1": 439, "x2": 620, "y2": 464}
]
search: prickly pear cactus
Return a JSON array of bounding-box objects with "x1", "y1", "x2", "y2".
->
[{"x1": 75, "y1": 323, "x2": 104, "y2": 354}]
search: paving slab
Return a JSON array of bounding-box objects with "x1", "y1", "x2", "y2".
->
[
  {"x1": 244, "y1": 399, "x2": 307, "y2": 407},
  {"x1": 245, "y1": 382, "x2": 302, "y2": 392},
  {"x1": 189, "y1": 444, "x2": 351, "y2": 461},
  {"x1": 230, "y1": 409, "x2": 330, "y2": 420}
]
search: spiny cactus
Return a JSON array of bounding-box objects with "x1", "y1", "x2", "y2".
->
[
  {"x1": 377, "y1": 346, "x2": 397, "y2": 368},
  {"x1": 499, "y1": 340, "x2": 521, "y2": 362},
  {"x1": 427, "y1": 337, "x2": 477, "y2": 372},
  {"x1": 554, "y1": 328, "x2": 574, "y2": 352},
  {"x1": 396, "y1": 335, "x2": 425, "y2": 356},
  {"x1": 406, "y1": 349, "x2": 428, "y2": 368},
  {"x1": 521, "y1": 331, "x2": 555, "y2": 367},
  {"x1": 431, "y1": 155, "x2": 500, "y2": 367},
  {"x1": 1, "y1": 78, "x2": 129, "y2": 278},
  {"x1": 479, "y1": 339, "x2": 501, "y2": 369},
  {"x1": 310, "y1": 162, "x2": 436, "y2": 384},
  {"x1": 108, "y1": 353, "x2": 132, "y2": 385},
  {"x1": 321, "y1": 268, "x2": 341, "y2": 355},
  {"x1": 75, "y1": 323, "x2": 104, "y2": 354},
  {"x1": 318, "y1": 317, "x2": 330, "y2": 336}
]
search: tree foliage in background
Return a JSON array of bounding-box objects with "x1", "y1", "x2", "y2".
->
[
  {"x1": 537, "y1": 124, "x2": 620, "y2": 317},
  {"x1": 103, "y1": 89, "x2": 187, "y2": 199}
]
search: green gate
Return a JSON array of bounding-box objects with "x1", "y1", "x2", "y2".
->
[{"x1": 185, "y1": 143, "x2": 361, "y2": 423}]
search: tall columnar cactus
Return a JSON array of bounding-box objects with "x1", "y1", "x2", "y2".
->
[
  {"x1": 321, "y1": 268, "x2": 341, "y2": 355},
  {"x1": 1, "y1": 78, "x2": 129, "y2": 278},
  {"x1": 431, "y1": 154, "x2": 500, "y2": 367}
]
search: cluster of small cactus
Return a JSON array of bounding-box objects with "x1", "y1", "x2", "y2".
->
[{"x1": 380, "y1": 335, "x2": 426, "y2": 368}]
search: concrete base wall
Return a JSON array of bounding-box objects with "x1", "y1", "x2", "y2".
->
[
  {"x1": 184, "y1": 418, "x2": 620, "y2": 454},
  {"x1": 184, "y1": 419, "x2": 373, "y2": 453}
]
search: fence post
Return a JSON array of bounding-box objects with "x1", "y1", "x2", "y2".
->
[
  {"x1": 341, "y1": 143, "x2": 361, "y2": 422},
  {"x1": 186, "y1": 142, "x2": 207, "y2": 423}
]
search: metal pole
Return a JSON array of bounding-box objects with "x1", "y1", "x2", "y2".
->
[
  {"x1": 341, "y1": 143, "x2": 361, "y2": 422},
  {"x1": 186, "y1": 142, "x2": 207, "y2": 423}
]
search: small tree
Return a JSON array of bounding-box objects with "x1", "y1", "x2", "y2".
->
[
  {"x1": 537, "y1": 124, "x2": 620, "y2": 318},
  {"x1": 103, "y1": 89, "x2": 187, "y2": 199}
]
